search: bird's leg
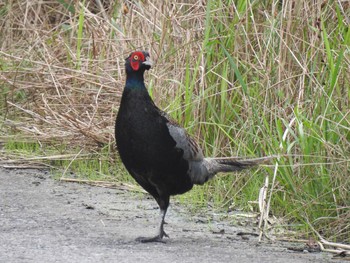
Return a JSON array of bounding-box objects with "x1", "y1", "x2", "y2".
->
[
  {"x1": 136, "y1": 195, "x2": 170, "y2": 243},
  {"x1": 158, "y1": 208, "x2": 169, "y2": 239},
  {"x1": 136, "y1": 208, "x2": 168, "y2": 243}
]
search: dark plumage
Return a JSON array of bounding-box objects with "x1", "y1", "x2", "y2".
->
[{"x1": 115, "y1": 51, "x2": 275, "y2": 242}]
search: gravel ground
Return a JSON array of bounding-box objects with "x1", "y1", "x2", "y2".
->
[{"x1": 0, "y1": 168, "x2": 344, "y2": 263}]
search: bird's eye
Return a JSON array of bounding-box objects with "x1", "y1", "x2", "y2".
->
[{"x1": 133, "y1": 55, "x2": 139, "y2": 60}]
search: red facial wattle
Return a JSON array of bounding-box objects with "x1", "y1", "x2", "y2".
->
[
  {"x1": 130, "y1": 52, "x2": 145, "y2": 71},
  {"x1": 130, "y1": 59, "x2": 139, "y2": 71}
]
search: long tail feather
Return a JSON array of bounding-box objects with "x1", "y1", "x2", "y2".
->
[
  {"x1": 214, "y1": 155, "x2": 278, "y2": 166},
  {"x1": 191, "y1": 155, "x2": 282, "y2": 185},
  {"x1": 208, "y1": 155, "x2": 280, "y2": 173}
]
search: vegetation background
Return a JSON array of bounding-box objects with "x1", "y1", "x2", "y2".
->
[{"x1": 0, "y1": 0, "x2": 349, "y2": 243}]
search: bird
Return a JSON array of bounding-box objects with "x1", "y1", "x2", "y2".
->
[{"x1": 115, "y1": 51, "x2": 276, "y2": 243}]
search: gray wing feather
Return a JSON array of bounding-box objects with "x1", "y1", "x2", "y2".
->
[
  {"x1": 166, "y1": 123, "x2": 203, "y2": 161},
  {"x1": 166, "y1": 122, "x2": 213, "y2": 184}
]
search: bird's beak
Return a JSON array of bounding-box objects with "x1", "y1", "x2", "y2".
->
[{"x1": 143, "y1": 56, "x2": 153, "y2": 67}]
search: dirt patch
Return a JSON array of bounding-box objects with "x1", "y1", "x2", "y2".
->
[{"x1": 0, "y1": 168, "x2": 342, "y2": 262}]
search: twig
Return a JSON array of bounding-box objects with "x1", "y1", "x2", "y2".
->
[
  {"x1": 0, "y1": 164, "x2": 49, "y2": 169},
  {"x1": 0, "y1": 153, "x2": 93, "y2": 162},
  {"x1": 258, "y1": 175, "x2": 269, "y2": 241},
  {"x1": 306, "y1": 217, "x2": 350, "y2": 255},
  {"x1": 59, "y1": 177, "x2": 146, "y2": 193}
]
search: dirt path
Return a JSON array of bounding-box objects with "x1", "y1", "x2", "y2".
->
[{"x1": 0, "y1": 168, "x2": 342, "y2": 263}]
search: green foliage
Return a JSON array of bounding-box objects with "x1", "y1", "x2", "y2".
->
[
  {"x1": 57, "y1": 0, "x2": 75, "y2": 14},
  {"x1": 163, "y1": 0, "x2": 349, "y2": 241}
]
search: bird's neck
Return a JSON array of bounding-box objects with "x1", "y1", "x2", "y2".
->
[{"x1": 125, "y1": 72, "x2": 146, "y2": 90}]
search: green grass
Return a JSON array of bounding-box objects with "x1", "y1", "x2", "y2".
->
[
  {"x1": 3, "y1": 139, "x2": 132, "y2": 183},
  {"x1": 0, "y1": 0, "x2": 349, "y2": 242}
]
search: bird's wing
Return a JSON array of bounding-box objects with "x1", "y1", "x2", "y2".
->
[{"x1": 161, "y1": 112, "x2": 204, "y2": 162}]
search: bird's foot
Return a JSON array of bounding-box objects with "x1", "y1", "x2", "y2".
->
[
  {"x1": 136, "y1": 231, "x2": 169, "y2": 243},
  {"x1": 136, "y1": 235, "x2": 165, "y2": 243}
]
